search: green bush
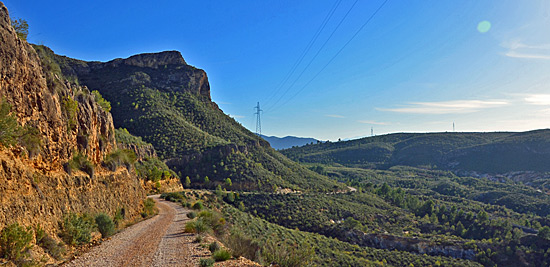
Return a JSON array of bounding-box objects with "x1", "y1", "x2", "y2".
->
[
  {"x1": 0, "y1": 100, "x2": 20, "y2": 147},
  {"x1": 187, "y1": 211, "x2": 197, "y2": 219},
  {"x1": 212, "y1": 249, "x2": 231, "y2": 262},
  {"x1": 199, "y1": 258, "x2": 215, "y2": 267},
  {"x1": 95, "y1": 213, "x2": 115, "y2": 238},
  {"x1": 135, "y1": 157, "x2": 176, "y2": 182},
  {"x1": 208, "y1": 241, "x2": 221, "y2": 253},
  {"x1": 223, "y1": 230, "x2": 259, "y2": 260},
  {"x1": 141, "y1": 198, "x2": 157, "y2": 218},
  {"x1": 260, "y1": 240, "x2": 313, "y2": 267},
  {"x1": 92, "y1": 90, "x2": 111, "y2": 112},
  {"x1": 198, "y1": 210, "x2": 226, "y2": 234},
  {"x1": 0, "y1": 223, "x2": 33, "y2": 261},
  {"x1": 184, "y1": 219, "x2": 210, "y2": 235},
  {"x1": 68, "y1": 153, "x2": 94, "y2": 178},
  {"x1": 103, "y1": 149, "x2": 137, "y2": 171},
  {"x1": 60, "y1": 213, "x2": 95, "y2": 246},
  {"x1": 192, "y1": 201, "x2": 204, "y2": 210},
  {"x1": 62, "y1": 96, "x2": 78, "y2": 131},
  {"x1": 38, "y1": 234, "x2": 65, "y2": 260}
]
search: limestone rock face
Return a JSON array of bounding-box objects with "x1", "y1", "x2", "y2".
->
[
  {"x1": 0, "y1": 2, "x2": 145, "y2": 231},
  {"x1": 58, "y1": 50, "x2": 211, "y2": 100},
  {"x1": 0, "y1": 3, "x2": 115, "y2": 169}
]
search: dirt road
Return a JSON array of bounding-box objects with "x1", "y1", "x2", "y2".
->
[{"x1": 65, "y1": 195, "x2": 205, "y2": 267}]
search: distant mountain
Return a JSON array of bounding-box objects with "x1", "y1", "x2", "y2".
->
[
  {"x1": 281, "y1": 130, "x2": 550, "y2": 174},
  {"x1": 261, "y1": 135, "x2": 319, "y2": 150}
]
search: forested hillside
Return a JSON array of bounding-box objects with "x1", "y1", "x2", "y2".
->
[
  {"x1": 40, "y1": 47, "x2": 343, "y2": 193},
  {"x1": 281, "y1": 130, "x2": 550, "y2": 173}
]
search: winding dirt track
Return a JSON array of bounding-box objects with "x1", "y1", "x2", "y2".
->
[{"x1": 65, "y1": 195, "x2": 202, "y2": 267}]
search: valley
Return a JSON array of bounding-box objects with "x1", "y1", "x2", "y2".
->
[{"x1": 1, "y1": 1, "x2": 550, "y2": 266}]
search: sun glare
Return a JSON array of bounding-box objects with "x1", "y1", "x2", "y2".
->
[{"x1": 477, "y1": 20, "x2": 491, "y2": 33}]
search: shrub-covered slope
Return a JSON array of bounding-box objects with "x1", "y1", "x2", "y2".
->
[
  {"x1": 281, "y1": 130, "x2": 550, "y2": 173},
  {"x1": 43, "y1": 48, "x2": 342, "y2": 192}
]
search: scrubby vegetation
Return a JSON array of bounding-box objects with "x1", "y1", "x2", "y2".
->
[
  {"x1": 103, "y1": 149, "x2": 137, "y2": 171},
  {"x1": 141, "y1": 198, "x2": 158, "y2": 218},
  {"x1": 0, "y1": 100, "x2": 42, "y2": 157},
  {"x1": 0, "y1": 223, "x2": 33, "y2": 261},
  {"x1": 60, "y1": 213, "x2": 95, "y2": 246},
  {"x1": 92, "y1": 90, "x2": 111, "y2": 112},
  {"x1": 95, "y1": 213, "x2": 115, "y2": 238},
  {"x1": 66, "y1": 153, "x2": 94, "y2": 177}
]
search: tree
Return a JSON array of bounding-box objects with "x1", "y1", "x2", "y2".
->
[
  {"x1": 11, "y1": 18, "x2": 28, "y2": 40},
  {"x1": 538, "y1": 226, "x2": 550, "y2": 240},
  {"x1": 184, "y1": 176, "x2": 191, "y2": 188},
  {"x1": 225, "y1": 178, "x2": 232, "y2": 188}
]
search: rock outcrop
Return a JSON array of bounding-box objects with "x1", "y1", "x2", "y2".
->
[
  {"x1": 0, "y1": 2, "x2": 145, "y2": 232},
  {"x1": 54, "y1": 49, "x2": 211, "y2": 100}
]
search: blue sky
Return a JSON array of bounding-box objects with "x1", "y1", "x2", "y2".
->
[{"x1": 5, "y1": 0, "x2": 550, "y2": 140}]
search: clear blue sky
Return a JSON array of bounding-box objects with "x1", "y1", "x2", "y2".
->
[{"x1": 5, "y1": 0, "x2": 550, "y2": 140}]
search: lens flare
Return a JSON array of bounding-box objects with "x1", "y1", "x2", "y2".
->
[{"x1": 477, "y1": 21, "x2": 491, "y2": 33}]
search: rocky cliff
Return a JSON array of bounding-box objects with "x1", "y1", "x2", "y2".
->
[{"x1": 0, "y1": 2, "x2": 145, "y2": 234}]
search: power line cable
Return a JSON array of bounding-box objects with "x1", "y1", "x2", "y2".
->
[
  {"x1": 272, "y1": 0, "x2": 390, "y2": 111},
  {"x1": 263, "y1": 0, "x2": 342, "y2": 107},
  {"x1": 265, "y1": 0, "x2": 360, "y2": 112}
]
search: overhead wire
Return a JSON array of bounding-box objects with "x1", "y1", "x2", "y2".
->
[
  {"x1": 263, "y1": 0, "x2": 343, "y2": 108},
  {"x1": 271, "y1": 0, "x2": 390, "y2": 112},
  {"x1": 264, "y1": 0, "x2": 360, "y2": 112}
]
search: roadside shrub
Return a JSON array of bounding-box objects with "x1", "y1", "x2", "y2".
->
[
  {"x1": 194, "y1": 235, "x2": 204, "y2": 243},
  {"x1": 95, "y1": 213, "x2": 115, "y2": 238},
  {"x1": 0, "y1": 223, "x2": 33, "y2": 261},
  {"x1": 103, "y1": 149, "x2": 137, "y2": 171},
  {"x1": 141, "y1": 198, "x2": 157, "y2": 218},
  {"x1": 223, "y1": 230, "x2": 259, "y2": 260},
  {"x1": 259, "y1": 240, "x2": 314, "y2": 267},
  {"x1": 192, "y1": 201, "x2": 204, "y2": 210},
  {"x1": 187, "y1": 211, "x2": 197, "y2": 219},
  {"x1": 113, "y1": 208, "x2": 125, "y2": 228},
  {"x1": 199, "y1": 258, "x2": 215, "y2": 267},
  {"x1": 184, "y1": 219, "x2": 210, "y2": 235},
  {"x1": 60, "y1": 213, "x2": 95, "y2": 246},
  {"x1": 198, "y1": 210, "x2": 225, "y2": 234},
  {"x1": 68, "y1": 153, "x2": 94, "y2": 178},
  {"x1": 38, "y1": 234, "x2": 65, "y2": 260},
  {"x1": 212, "y1": 249, "x2": 231, "y2": 262},
  {"x1": 208, "y1": 241, "x2": 221, "y2": 253}
]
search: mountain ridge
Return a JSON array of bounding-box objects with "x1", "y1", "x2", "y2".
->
[{"x1": 260, "y1": 134, "x2": 318, "y2": 150}]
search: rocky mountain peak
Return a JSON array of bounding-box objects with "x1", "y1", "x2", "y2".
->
[{"x1": 107, "y1": 50, "x2": 187, "y2": 69}]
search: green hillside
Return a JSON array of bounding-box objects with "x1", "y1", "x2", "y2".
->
[
  {"x1": 281, "y1": 130, "x2": 550, "y2": 173},
  {"x1": 38, "y1": 46, "x2": 343, "y2": 192}
]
